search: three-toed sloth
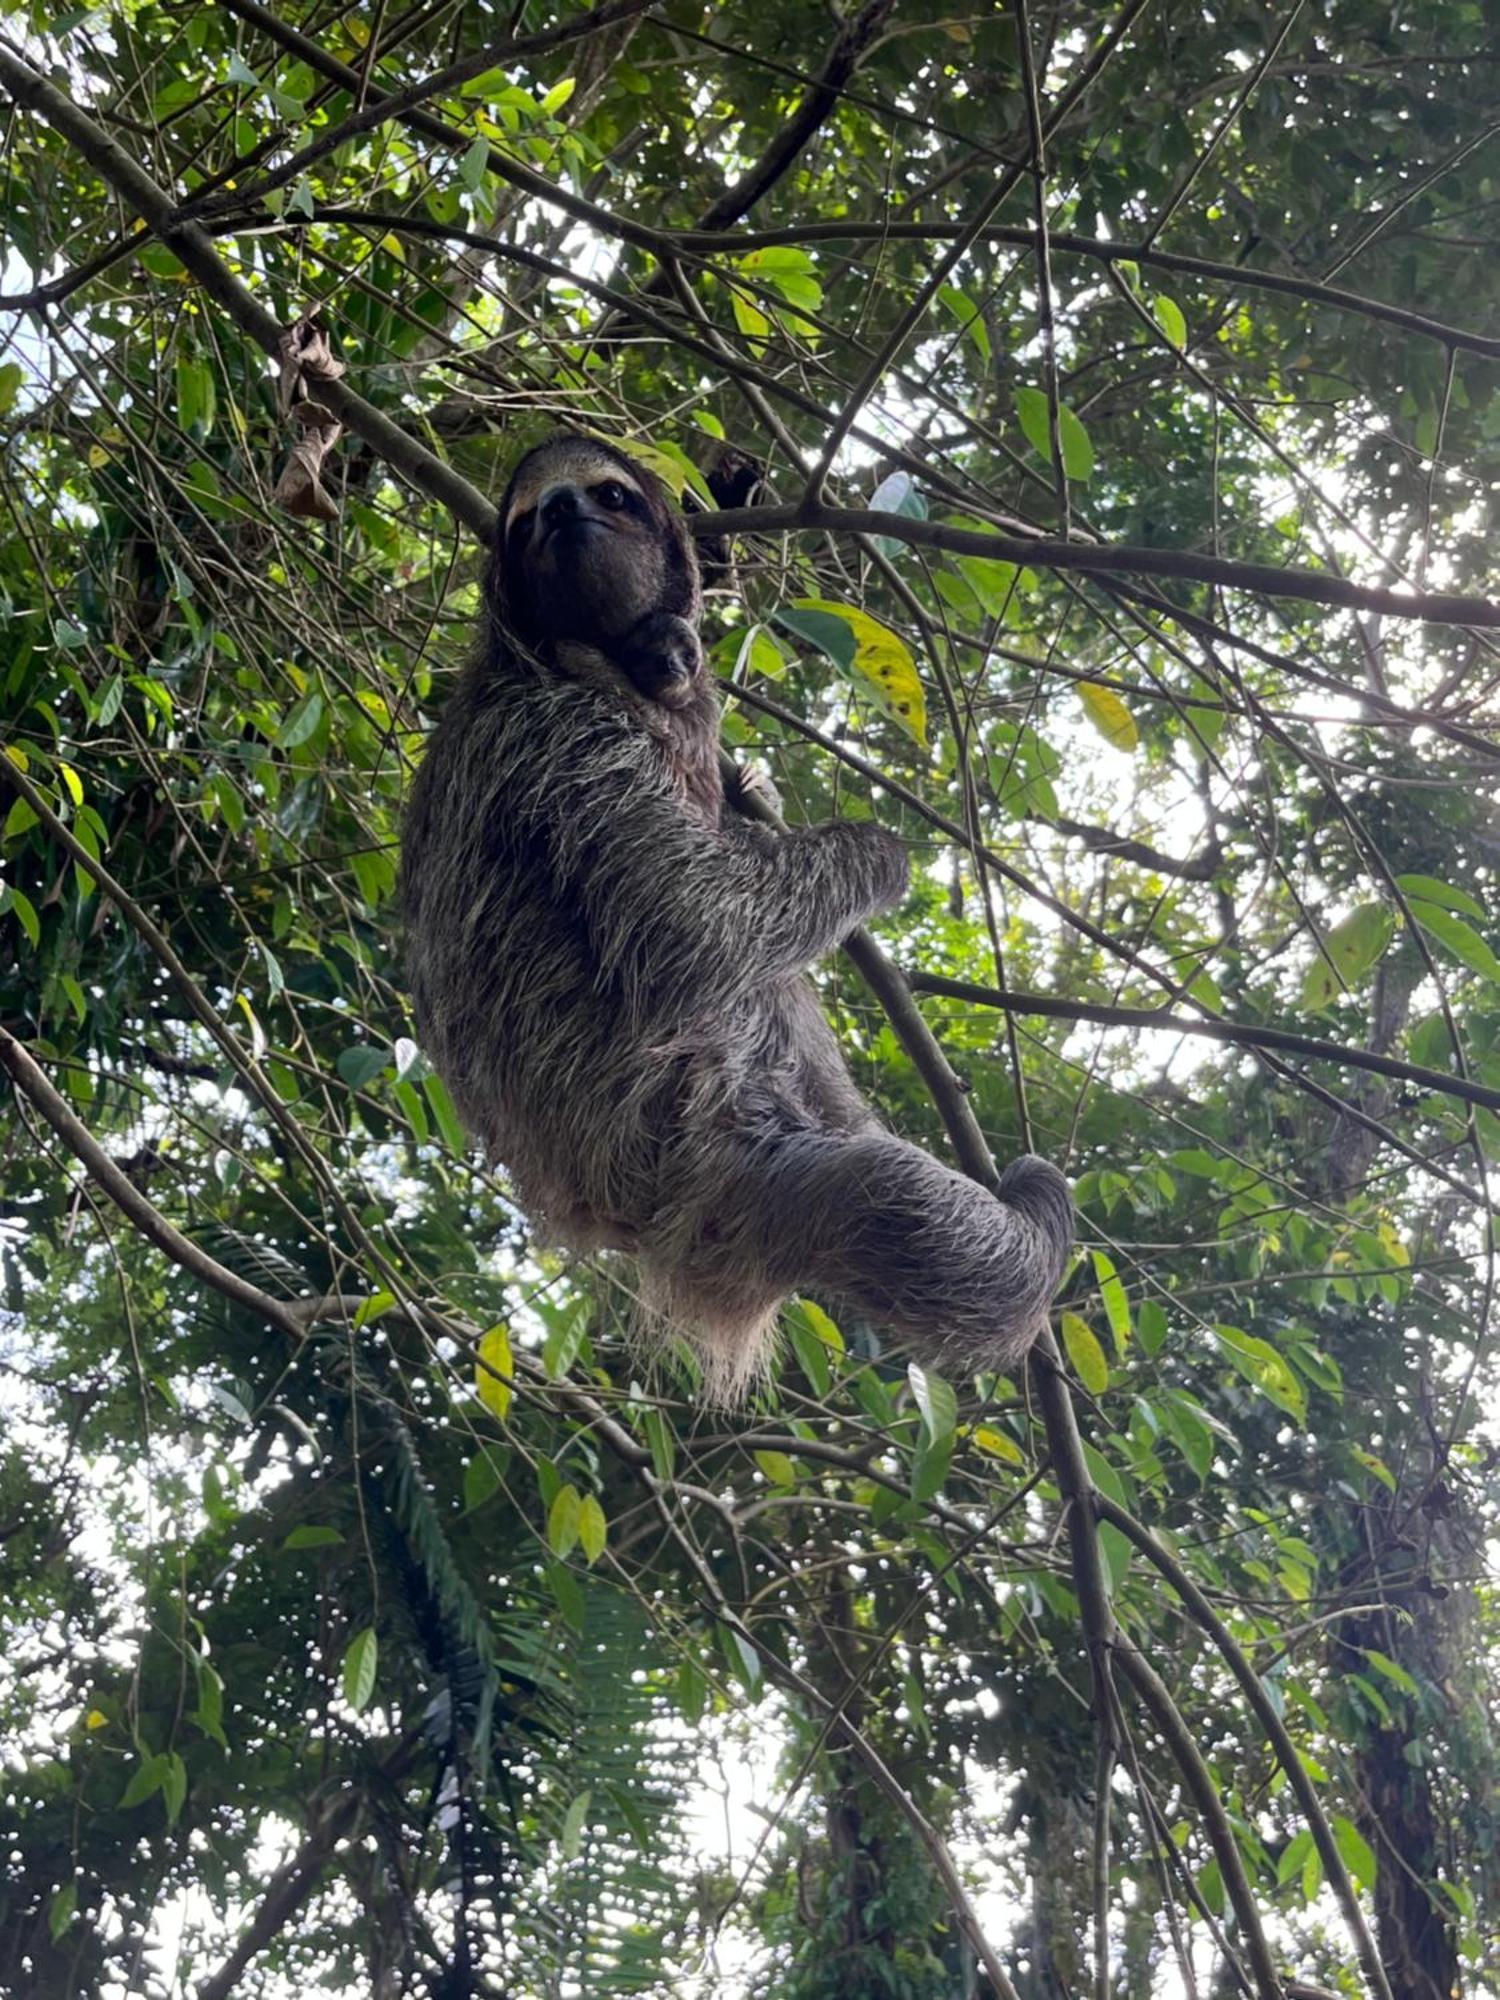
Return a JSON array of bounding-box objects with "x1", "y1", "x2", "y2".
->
[{"x1": 400, "y1": 433, "x2": 1073, "y2": 1394}]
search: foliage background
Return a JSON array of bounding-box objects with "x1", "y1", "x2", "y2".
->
[{"x1": 0, "y1": 0, "x2": 1498, "y2": 1995}]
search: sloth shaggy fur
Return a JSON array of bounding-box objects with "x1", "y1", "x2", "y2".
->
[{"x1": 401, "y1": 433, "x2": 1073, "y2": 1393}]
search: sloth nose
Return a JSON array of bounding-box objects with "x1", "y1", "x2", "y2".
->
[{"x1": 539, "y1": 482, "x2": 584, "y2": 529}]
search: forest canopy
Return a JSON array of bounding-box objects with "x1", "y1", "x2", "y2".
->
[{"x1": 0, "y1": 1, "x2": 1498, "y2": 1995}]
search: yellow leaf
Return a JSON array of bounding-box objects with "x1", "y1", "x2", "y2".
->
[
  {"x1": 548, "y1": 1483, "x2": 581, "y2": 1557},
  {"x1": 578, "y1": 1493, "x2": 607, "y2": 1563},
  {"x1": 973, "y1": 1425, "x2": 1024, "y2": 1465},
  {"x1": 476, "y1": 1323, "x2": 513, "y2": 1421},
  {"x1": 796, "y1": 1298, "x2": 844, "y2": 1352},
  {"x1": 1061, "y1": 1311, "x2": 1110, "y2": 1395},
  {"x1": 1079, "y1": 681, "x2": 1138, "y2": 753},
  {"x1": 753, "y1": 1449, "x2": 797, "y2": 1487},
  {"x1": 85, "y1": 1710, "x2": 108, "y2": 1730},
  {"x1": 792, "y1": 598, "x2": 928, "y2": 747}
]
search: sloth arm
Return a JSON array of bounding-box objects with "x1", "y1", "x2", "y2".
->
[{"x1": 513, "y1": 683, "x2": 909, "y2": 1016}]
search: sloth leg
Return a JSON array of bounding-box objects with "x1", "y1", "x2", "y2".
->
[{"x1": 709, "y1": 1130, "x2": 1073, "y2": 1372}]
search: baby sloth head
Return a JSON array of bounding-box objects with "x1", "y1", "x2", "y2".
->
[{"x1": 495, "y1": 434, "x2": 701, "y2": 653}]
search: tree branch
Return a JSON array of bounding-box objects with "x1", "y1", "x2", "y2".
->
[
  {"x1": 184, "y1": 0, "x2": 653, "y2": 225},
  {"x1": 0, "y1": 43, "x2": 495, "y2": 538},
  {"x1": 673, "y1": 221, "x2": 1500, "y2": 362},
  {"x1": 694, "y1": 0, "x2": 898, "y2": 231},
  {"x1": 1097, "y1": 1496, "x2": 1393, "y2": 2000},
  {"x1": 1113, "y1": 1640, "x2": 1283, "y2": 2000},
  {"x1": 906, "y1": 975, "x2": 1500, "y2": 1118},
  {"x1": 693, "y1": 502, "x2": 1500, "y2": 628},
  {"x1": 0, "y1": 1025, "x2": 307, "y2": 1343}
]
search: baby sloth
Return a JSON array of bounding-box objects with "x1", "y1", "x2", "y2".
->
[{"x1": 401, "y1": 432, "x2": 1073, "y2": 1394}]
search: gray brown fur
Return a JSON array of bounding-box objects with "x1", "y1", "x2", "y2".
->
[{"x1": 401, "y1": 433, "x2": 1073, "y2": 1394}]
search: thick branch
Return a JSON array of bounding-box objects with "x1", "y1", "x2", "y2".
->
[
  {"x1": 1113, "y1": 1641, "x2": 1283, "y2": 2000},
  {"x1": 196, "y1": 1739, "x2": 420, "y2": 2000},
  {"x1": 907, "y1": 975, "x2": 1500, "y2": 1117},
  {"x1": 1097, "y1": 1497, "x2": 1393, "y2": 2000},
  {"x1": 695, "y1": 0, "x2": 898, "y2": 231},
  {"x1": 1053, "y1": 814, "x2": 1222, "y2": 881},
  {"x1": 693, "y1": 503, "x2": 1500, "y2": 628},
  {"x1": 152, "y1": 4, "x2": 1500, "y2": 369},
  {"x1": 679, "y1": 222, "x2": 1500, "y2": 361},
  {"x1": 0, "y1": 1025, "x2": 307, "y2": 1343},
  {"x1": 0, "y1": 44, "x2": 495, "y2": 538}
]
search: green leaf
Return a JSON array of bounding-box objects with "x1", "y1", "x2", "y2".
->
[
  {"x1": 1277, "y1": 1826, "x2": 1314, "y2": 1887},
  {"x1": 4, "y1": 886, "x2": 40, "y2": 948},
  {"x1": 614, "y1": 434, "x2": 716, "y2": 506},
  {"x1": 176, "y1": 356, "x2": 215, "y2": 438},
  {"x1": 1363, "y1": 1648, "x2": 1419, "y2": 1696},
  {"x1": 1137, "y1": 1299, "x2": 1168, "y2": 1357},
  {"x1": 560, "y1": 1787, "x2": 591, "y2": 1859},
  {"x1": 796, "y1": 1298, "x2": 844, "y2": 1353},
  {"x1": 1408, "y1": 901, "x2": 1500, "y2": 983},
  {"x1": 161, "y1": 1751, "x2": 187, "y2": 1827},
  {"x1": 49, "y1": 1882, "x2": 77, "y2": 1941},
  {"x1": 937, "y1": 284, "x2": 991, "y2": 363},
  {"x1": 539, "y1": 76, "x2": 576, "y2": 116},
  {"x1": 548, "y1": 1483, "x2": 582, "y2": 1558},
  {"x1": 353, "y1": 1289, "x2": 395, "y2": 1329},
  {"x1": 732, "y1": 624, "x2": 789, "y2": 681},
  {"x1": 738, "y1": 245, "x2": 823, "y2": 318},
  {"x1": 1331, "y1": 1814, "x2": 1376, "y2": 1893},
  {"x1": 1152, "y1": 295, "x2": 1187, "y2": 348},
  {"x1": 1350, "y1": 1444, "x2": 1397, "y2": 1492},
  {"x1": 784, "y1": 1300, "x2": 833, "y2": 1395},
  {"x1": 476, "y1": 1323, "x2": 513, "y2": 1422},
  {"x1": 545, "y1": 1559, "x2": 586, "y2": 1628},
  {"x1": 3, "y1": 795, "x2": 38, "y2": 842},
  {"x1": 336, "y1": 1044, "x2": 389, "y2": 1088},
  {"x1": 1079, "y1": 681, "x2": 1138, "y2": 753},
  {"x1": 463, "y1": 1449, "x2": 507, "y2": 1513},
  {"x1": 194, "y1": 1662, "x2": 227, "y2": 1749},
  {"x1": 907, "y1": 1361, "x2": 957, "y2": 1442},
  {"x1": 728, "y1": 282, "x2": 771, "y2": 350},
  {"x1": 1214, "y1": 1324, "x2": 1306, "y2": 1423},
  {"x1": 753, "y1": 1449, "x2": 797, "y2": 1487},
  {"x1": 1394, "y1": 873, "x2": 1484, "y2": 920},
  {"x1": 1161, "y1": 1392, "x2": 1214, "y2": 1481},
  {"x1": 423, "y1": 1074, "x2": 467, "y2": 1155},
  {"x1": 459, "y1": 136, "x2": 490, "y2": 192},
  {"x1": 119, "y1": 1753, "x2": 168, "y2": 1810},
  {"x1": 577, "y1": 1493, "x2": 607, "y2": 1563},
  {"x1": 277, "y1": 691, "x2": 324, "y2": 750},
  {"x1": 1014, "y1": 386, "x2": 1094, "y2": 479},
  {"x1": 786, "y1": 598, "x2": 927, "y2": 746},
  {"x1": 1091, "y1": 1251, "x2": 1131, "y2": 1355},
  {"x1": 283, "y1": 1525, "x2": 343, "y2": 1550},
  {"x1": 642, "y1": 1406, "x2": 675, "y2": 1482},
  {"x1": 909, "y1": 1429, "x2": 952, "y2": 1503},
  {"x1": 342, "y1": 1626, "x2": 378, "y2": 1713},
  {"x1": 540, "y1": 1294, "x2": 589, "y2": 1379},
  {"x1": 1061, "y1": 1311, "x2": 1109, "y2": 1394},
  {"x1": 1301, "y1": 903, "x2": 1393, "y2": 1011}
]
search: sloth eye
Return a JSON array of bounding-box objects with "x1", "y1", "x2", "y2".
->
[{"x1": 595, "y1": 481, "x2": 629, "y2": 510}]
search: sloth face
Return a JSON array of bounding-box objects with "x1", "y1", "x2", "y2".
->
[{"x1": 502, "y1": 439, "x2": 669, "y2": 644}]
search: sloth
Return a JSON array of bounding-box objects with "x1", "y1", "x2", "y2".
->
[{"x1": 400, "y1": 433, "x2": 1073, "y2": 1394}]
